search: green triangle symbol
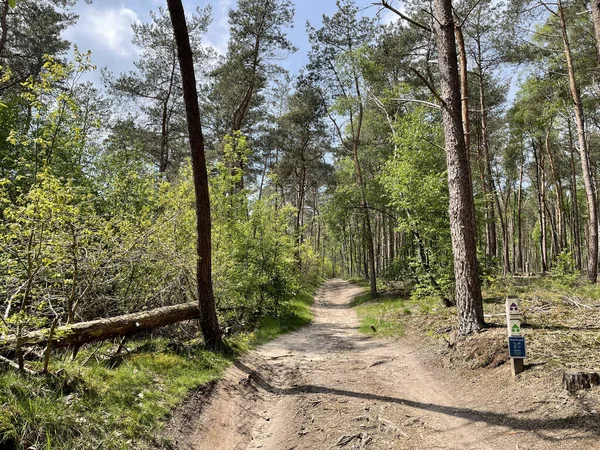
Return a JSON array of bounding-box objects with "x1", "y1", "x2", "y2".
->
[{"x1": 512, "y1": 324, "x2": 520, "y2": 332}]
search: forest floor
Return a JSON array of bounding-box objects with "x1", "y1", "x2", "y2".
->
[{"x1": 161, "y1": 279, "x2": 600, "y2": 449}]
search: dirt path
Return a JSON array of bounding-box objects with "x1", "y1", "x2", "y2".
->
[{"x1": 169, "y1": 279, "x2": 600, "y2": 449}]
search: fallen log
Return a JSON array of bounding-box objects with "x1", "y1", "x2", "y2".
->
[{"x1": 0, "y1": 302, "x2": 200, "y2": 349}]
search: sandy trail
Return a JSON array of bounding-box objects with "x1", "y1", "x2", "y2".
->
[{"x1": 174, "y1": 279, "x2": 599, "y2": 450}]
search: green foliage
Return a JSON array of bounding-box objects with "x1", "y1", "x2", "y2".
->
[
  {"x1": 380, "y1": 257, "x2": 416, "y2": 286},
  {"x1": 253, "y1": 291, "x2": 314, "y2": 343},
  {"x1": 0, "y1": 57, "x2": 310, "y2": 343},
  {"x1": 212, "y1": 132, "x2": 301, "y2": 327},
  {"x1": 0, "y1": 170, "x2": 103, "y2": 333},
  {"x1": 379, "y1": 108, "x2": 453, "y2": 300},
  {"x1": 0, "y1": 339, "x2": 229, "y2": 449},
  {"x1": 207, "y1": 0, "x2": 295, "y2": 135},
  {"x1": 107, "y1": 6, "x2": 212, "y2": 175},
  {"x1": 0, "y1": 286, "x2": 313, "y2": 450},
  {"x1": 549, "y1": 251, "x2": 579, "y2": 288}
]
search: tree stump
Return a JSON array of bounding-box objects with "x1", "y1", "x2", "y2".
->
[{"x1": 562, "y1": 370, "x2": 600, "y2": 393}]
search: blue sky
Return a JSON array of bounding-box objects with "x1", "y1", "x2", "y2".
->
[{"x1": 62, "y1": 0, "x2": 397, "y2": 84}]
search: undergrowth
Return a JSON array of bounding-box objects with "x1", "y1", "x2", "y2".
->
[
  {"x1": 350, "y1": 280, "x2": 441, "y2": 338},
  {"x1": 351, "y1": 273, "x2": 600, "y2": 374},
  {"x1": 0, "y1": 290, "x2": 315, "y2": 449}
]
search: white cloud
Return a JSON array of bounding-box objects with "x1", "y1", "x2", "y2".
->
[
  {"x1": 65, "y1": 6, "x2": 141, "y2": 58},
  {"x1": 204, "y1": 0, "x2": 233, "y2": 55}
]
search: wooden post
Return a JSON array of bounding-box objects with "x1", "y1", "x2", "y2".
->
[
  {"x1": 506, "y1": 296, "x2": 526, "y2": 377},
  {"x1": 511, "y1": 357, "x2": 524, "y2": 377}
]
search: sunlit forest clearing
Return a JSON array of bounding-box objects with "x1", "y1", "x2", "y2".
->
[{"x1": 1, "y1": 0, "x2": 600, "y2": 448}]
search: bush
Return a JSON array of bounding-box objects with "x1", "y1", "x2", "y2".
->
[{"x1": 549, "y1": 251, "x2": 578, "y2": 288}]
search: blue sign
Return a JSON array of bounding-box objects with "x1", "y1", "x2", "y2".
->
[{"x1": 508, "y1": 336, "x2": 526, "y2": 358}]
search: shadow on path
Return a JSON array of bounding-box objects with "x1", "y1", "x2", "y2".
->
[{"x1": 234, "y1": 360, "x2": 600, "y2": 440}]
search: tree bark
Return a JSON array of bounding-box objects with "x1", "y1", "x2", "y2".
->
[
  {"x1": 562, "y1": 370, "x2": 600, "y2": 393},
  {"x1": 544, "y1": 126, "x2": 567, "y2": 255},
  {"x1": 167, "y1": 0, "x2": 223, "y2": 350},
  {"x1": 494, "y1": 181, "x2": 511, "y2": 275},
  {"x1": 533, "y1": 140, "x2": 548, "y2": 273},
  {"x1": 517, "y1": 155, "x2": 524, "y2": 272},
  {"x1": 558, "y1": 0, "x2": 598, "y2": 283},
  {"x1": 569, "y1": 120, "x2": 582, "y2": 270},
  {"x1": 1, "y1": 302, "x2": 201, "y2": 349},
  {"x1": 590, "y1": 0, "x2": 600, "y2": 65},
  {"x1": 295, "y1": 163, "x2": 306, "y2": 265},
  {"x1": 476, "y1": 43, "x2": 497, "y2": 259},
  {"x1": 433, "y1": 0, "x2": 484, "y2": 334},
  {"x1": 351, "y1": 76, "x2": 377, "y2": 298},
  {"x1": 454, "y1": 24, "x2": 471, "y2": 176},
  {"x1": 0, "y1": 0, "x2": 8, "y2": 59},
  {"x1": 159, "y1": 58, "x2": 177, "y2": 174}
]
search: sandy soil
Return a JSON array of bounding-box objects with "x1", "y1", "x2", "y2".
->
[{"x1": 165, "y1": 279, "x2": 600, "y2": 450}]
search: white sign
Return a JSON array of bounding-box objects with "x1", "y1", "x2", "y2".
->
[
  {"x1": 505, "y1": 296, "x2": 526, "y2": 376},
  {"x1": 506, "y1": 297, "x2": 523, "y2": 335},
  {"x1": 506, "y1": 298, "x2": 520, "y2": 316},
  {"x1": 508, "y1": 319, "x2": 522, "y2": 336}
]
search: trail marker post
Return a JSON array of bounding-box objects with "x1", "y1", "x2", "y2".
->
[{"x1": 506, "y1": 296, "x2": 525, "y2": 377}]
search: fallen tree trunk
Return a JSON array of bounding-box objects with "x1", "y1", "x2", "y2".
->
[{"x1": 1, "y1": 302, "x2": 200, "y2": 349}]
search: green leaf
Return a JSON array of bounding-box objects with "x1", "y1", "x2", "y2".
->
[{"x1": 8, "y1": 0, "x2": 15, "y2": 8}]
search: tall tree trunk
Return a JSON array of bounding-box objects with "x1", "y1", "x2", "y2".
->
[
  {"x1": 159, "y1": 58, "x2": 177, "y2": 174},
  {"x1": 351, "y1": 106, "x2": 377, "y2": 297},
  {"x1": 167, "y1": 0, "x2": 223, "y2": 350},
  {"x1": 388, "y1": 214, "x2": 395, "y2": 262},
  {"x1": 349, "y1": 223, "x2": 354, "y2": 276},
  {"x1": 295, "y1": 164, "x2": 306, "y2": 265},
  {"x1": 382, "y1": 212, "x2": 388, "y2": 274},
  {"x1": 0, "y1": 0, "x2": 9, "y2": 59},
  {"x1": 512, "y1": 188, "x2": 517, "y2": 273},
  {"x1": 569, "y1": 120, "x2": 582, "y2": 270},
  {"x1": 533, "y1": 140, "x2": 548, "y2": 273},
  {"x1": 361, "y1": 216, "x2": 370, "y2": 280},
  {"x1": 544, "y1": 125, "x2": 567, "y2": 255},
  {"x1": 433, "y1": 0, "x2": 484, "y2": 334},
  {"x1": 558, "y1": 0, "x2": 598, "y2": 282},
  {"x1": 590, "y1": 0, "x2": 600, "y2": 65},
  {"x1": 494, "y1": 181, "x2": 511, "y2": 275},
  {"x1": 230, "y1": 35, "x2": 261, "y2": 192},
  {"x1": 257, "y1": 150, "x2": 269, "y2": 201},
  {"x1": 476, "y1": 48, "x2": 497, "y2": 259},
  {"x1": 455, "y1": 24, "x2": 471, "y2": 176},
  {"x1": 517, "y1": 155, "x2": 524, "y2": 272}
]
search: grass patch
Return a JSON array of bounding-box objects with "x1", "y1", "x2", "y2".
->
[
  {"x1": 345, "y1": 277, "x2": 370, "y2": 288},
  {"x1": 350, "y1": 292, "x2": 372, "y2": 307},
  {"x1": 355, "y1": 296, "x2": 408, "y2": 336},
  {"x1": 352, "y1": 285, "x2": 447, "y2": 339},
  {"x1": 0, "y1": 290, "x2": 315, "y2": 450},
  {"x1": 351, "y1": 273, "x2": 600, "y2": 374},
  {"x1": 0, "y1": 340, "x2": 230, "y2": 449},
  {"x1": 253, "y1": 291, "x2": 314, "y2": 344}
]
